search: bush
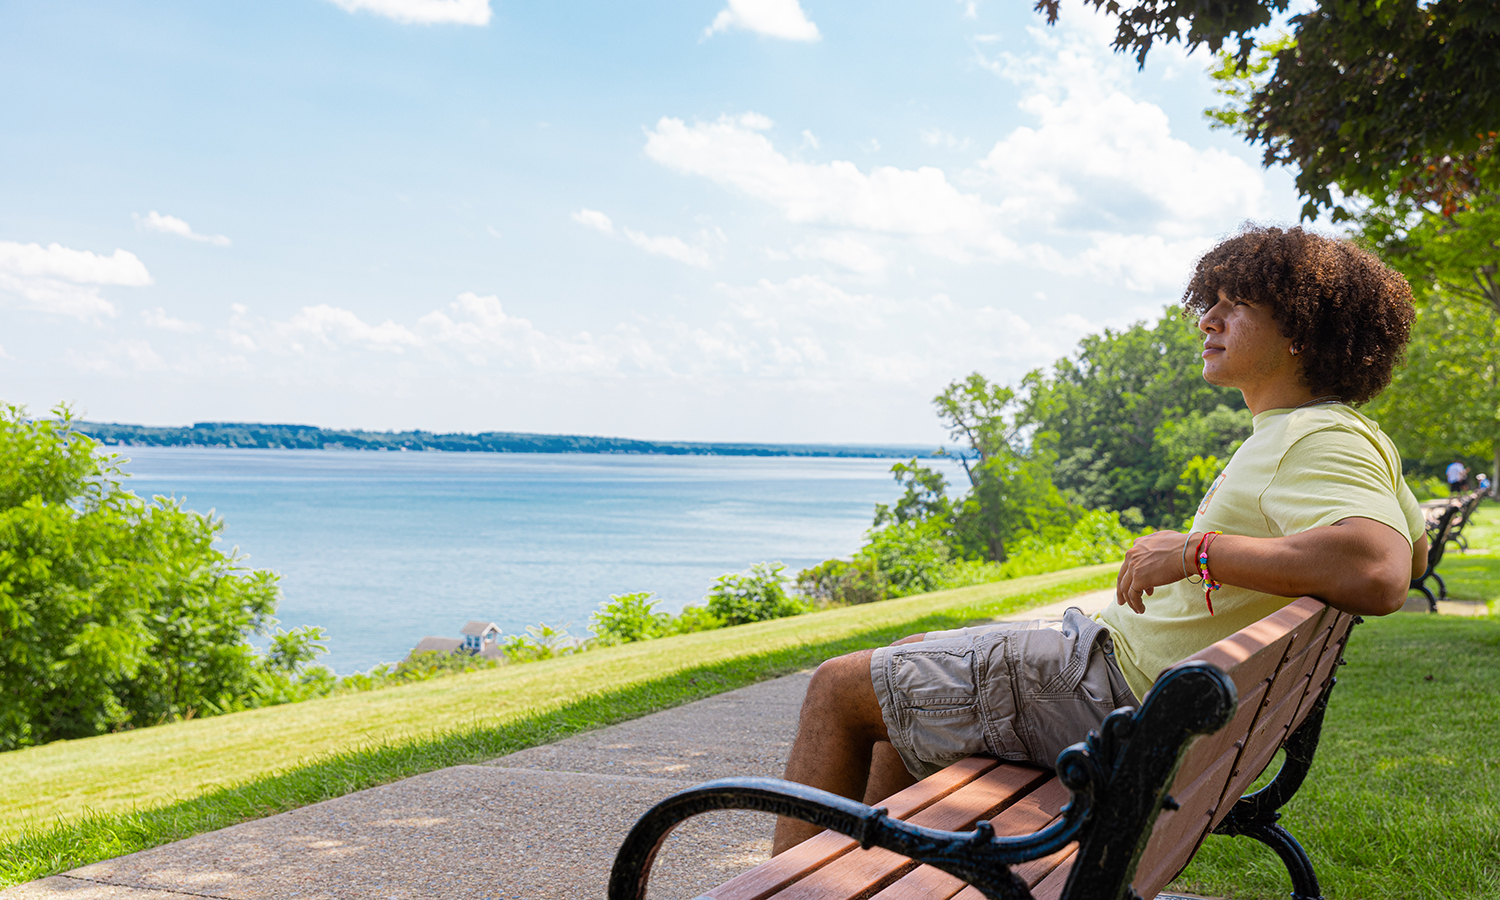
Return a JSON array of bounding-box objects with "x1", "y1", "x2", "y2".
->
[
  {"x1": 995, "y1": 508, "x2": 1146, "y2": 580},
  {"x1": 502, "y1": 623, "x2": 580, "y2": 662},
  {"x1": 589, "y1": 592, "x2": 670, "y2": 645},
  {"x1": 856, "y1": 519, "x2": 954, "y2": 598},
  {"x1": 336, "y1": 650, "x2": 498, "y2": 692},
  {"x1": 0, "y1": 404, "x2": 321, "y2": 748},
  {"x1": 705, "y1": 562, "x2": 807, "y2": 625},
  {"x1": 1406, "y1": 475, "x2": 1451, "y2": 502},
  {"x1": 667, "y1": 604, "x2": 725, "y2": 634},
  {"x1": 795, "y1": 557, "x2": 887, "y2": 607}
]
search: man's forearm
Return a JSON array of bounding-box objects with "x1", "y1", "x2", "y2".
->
[{"x1": 1201, "y1": 517, "x2": 1411, "y2": 615}]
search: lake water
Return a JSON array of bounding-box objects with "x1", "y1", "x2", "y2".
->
[{"x1": 117, "y1": 448, "x2": 961, "y2": 673}]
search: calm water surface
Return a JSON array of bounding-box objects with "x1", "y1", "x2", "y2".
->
[{"x1": 118, "y1": 448, "x2": 958, "y2": 673}]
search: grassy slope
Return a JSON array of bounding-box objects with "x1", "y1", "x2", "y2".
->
[{"x1": 0, "y1": 565, "x2": 1116, "y2": 886}]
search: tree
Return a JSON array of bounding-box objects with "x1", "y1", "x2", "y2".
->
[
  {"x1": 934, "y1": 374, "x2": 1071, "y2": 561},
  {"x1": 1363, "y1": 292, "x2": 1500, "y2": 483},
  {"x1": 1040, "y1": 0, "x2": 1500, "y2": 219},
  {"x1": 1360, "y1": 197, "x2": 1500, "y2": 312},
  {"x1": 1023, "y1": 310, "x2": 1247, "y2": 526},
  {"x1": 0, "y1": 405, "x2": 319, "y2": 748}
]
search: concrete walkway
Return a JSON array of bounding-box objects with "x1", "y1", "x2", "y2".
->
[{"x1": 0, "y1": 588, "x2": 1215, "y2": 899}]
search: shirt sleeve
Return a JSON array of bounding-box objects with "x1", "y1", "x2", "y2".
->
[{"x1": 1258, "y1": 426, "x2": 1415, "y2": 546}]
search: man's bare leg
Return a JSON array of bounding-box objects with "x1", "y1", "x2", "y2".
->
[
  {"x1": 863, "y1": 740, "x2": 919, "y2": 805},
  {"x1": 772, "y1": 649, "x2": 891, "y2": 854}
]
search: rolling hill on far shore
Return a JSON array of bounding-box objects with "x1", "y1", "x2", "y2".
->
[{"x1": 78, "y1": 421, "x2": 943, "y2": 458}]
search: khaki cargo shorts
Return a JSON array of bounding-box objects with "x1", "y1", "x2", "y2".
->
[{"x1": 870, "y1": 607, "x2": 1138, "y2": 778}]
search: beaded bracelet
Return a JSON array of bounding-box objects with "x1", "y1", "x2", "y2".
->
[{"x1": 1197, "y1": 531, "x2": 1223, "y2": 615}]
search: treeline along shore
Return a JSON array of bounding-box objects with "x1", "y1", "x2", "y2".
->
[{"x1": 76, "y1": 421, "x2": 941, "y2": 458}]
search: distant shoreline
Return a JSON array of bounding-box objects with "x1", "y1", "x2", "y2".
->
[{"x1": 76, "y1": 421, "x2": 944, "y2": 459}]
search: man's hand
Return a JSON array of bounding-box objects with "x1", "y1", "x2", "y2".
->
[{"x1": 1116, "y1": 530, "x2": 1191, "y2": 614}]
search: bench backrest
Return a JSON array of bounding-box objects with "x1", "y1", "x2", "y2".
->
[
  {"x1": 1128, "y1": 597, "x2": 1353, "y2": 897},
  {"x1": 1448, "y1": 490, "x2": 1484, "y2": 541}
]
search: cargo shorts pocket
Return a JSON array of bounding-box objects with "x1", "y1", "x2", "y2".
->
[{"x1": 880, "y1": 645, "x2": 990, "y2": 776}]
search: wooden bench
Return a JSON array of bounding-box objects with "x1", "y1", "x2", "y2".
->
[{"x1": 610, "y1": 597, "x2": 1357, "y2": 900}]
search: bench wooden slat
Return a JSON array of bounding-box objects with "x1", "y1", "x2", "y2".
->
[
  {"x1": 866, "y1": 777, "x2": 1074, "y2": 899},
  {"x1": 1132, "y1": 599, "x2": 1339, "y2": 897},
  {"x1": 1212, "y1": 602, "x2": 1337, "y2": 814},
  {"x1": 1128, "y1": 605, "x2": 1305, "y2": 894},
  {"x1": 702, "y1": 756, "x2": 1003, "y2": 900},
  {"x1": 1020, "y1": 847, "x2": 1078, "y2": 900},
  {"x1": 1287, "y1": 611, "x2": 1353, "y2": 735},
  {"x1": 767, "y1": 765, "x2": 1053, "y2": 900}
]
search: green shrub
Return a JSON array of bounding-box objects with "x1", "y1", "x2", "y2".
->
[
  {"x1": 705, "y1": 562, "x2": 807, "y2": 625},
  {"x1": 795, "y1": 557, "x2": 887, "y2": 606},
  {"x1": 333, "y1": 650, "x2": 499, "y2": 692},
  {"x1": 502, "y1": 623, "x2": 580, "y2": 662},
  {"x1": 589, "y1": 592, "x2": 670, "y2": 645},
  {"x1": 0, "y1": 404, "x2": 321, "y2": 748},
  {"x1": 666, "y1": 605, "x2": 725, "y2": 634},
  {"x1": 857, "y1": 519, "x2": 954, "y2": 598}
]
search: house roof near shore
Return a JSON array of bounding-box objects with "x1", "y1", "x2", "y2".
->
[
  {"x1": 461, "y1": 621, "x2": 501, "y2": 637},
  {"x1": 411, "y1": 636, "x2": 463, "y2": 655}
]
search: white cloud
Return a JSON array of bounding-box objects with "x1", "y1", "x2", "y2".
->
[
  {"x1": 134, "y1": 211, "x2": 231, "y2": 246},
  {"x1": 324, "y1": 0, "x2": 490, "y2": 26},
  {"x1": 644, "y1": 115, "x2": 1013, "y2": 261},
  {"x1": 0, "y1": 240, "x2": 151, "y2": 320},
  {"x1": 969, "y1": 17, "x2": 1266, "y2": 288},
  {"x1": 794, "y1": 235, "x2": 886, "y2": 274},
  {"x1": 572, "y1": 208, "x2": 714, "y2": 268},
  {"x1": 276, "y1": 305, "x2": 423, "y2": 352},
  {"x1": 705, "y1": 0, "x2": 820, "y2": 42},
  {"x1": 920, "y1": 129, "x2": 970, "y2": 150},
  {"x1": 572, "y1": 208, "x2": 616, "y2": 235},
  {"x1": 68, "y1": 338, "x2": 167, "y2": 374},
  {"x1": 142, "y1": 307, "x2": 203, "y2": 333},
  {"x1": 419, "y1": 292, "x2": 663, "y2": 374}
]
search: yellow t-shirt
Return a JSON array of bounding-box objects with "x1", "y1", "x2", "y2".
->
[{"x1": 1099, "y1": 403, "x2": 1425, "y2": 701}]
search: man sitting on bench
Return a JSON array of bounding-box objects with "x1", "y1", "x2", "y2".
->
[{"x1": 773, "y1": 225, "x2": 1432, "y2": 854}]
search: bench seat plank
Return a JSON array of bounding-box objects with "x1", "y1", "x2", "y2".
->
[
  {"x1": 1289, "y1": 612, "x2": 1353, "y2": 734},
  {"x1": 702, "y1": 756, "x2": 1003, "y2": 900},
  {"x1": 868, "y1": 777, "x2": 1075, "y2": 899},
  {"x1": 768, "y1": 765, "x2": 1053, "y2": 900}
]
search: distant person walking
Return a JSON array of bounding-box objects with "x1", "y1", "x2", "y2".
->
[{"x1": 1448, "y1": 458, "x2": 1470, "y2": 495}]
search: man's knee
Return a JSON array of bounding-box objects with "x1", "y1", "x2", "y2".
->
[{"x1": 802, "y1": 650, "x2": 885, "y2": 736}]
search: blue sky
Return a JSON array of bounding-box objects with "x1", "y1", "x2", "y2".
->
[{"x1": 0, "y1": 0, "x2": 1305, "y2": 444}]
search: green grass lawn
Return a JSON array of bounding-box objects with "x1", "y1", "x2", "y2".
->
[{"x1": 0, "y1": 565, "x2": 1116, "y2": 887}]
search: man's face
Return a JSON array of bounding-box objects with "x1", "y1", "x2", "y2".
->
[{"x1": 1197, "y1": 289, "x2": 1298, "y2": 391}]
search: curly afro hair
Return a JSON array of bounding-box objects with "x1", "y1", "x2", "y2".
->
[{"x1": 1182, "y1": 225, "x2": 1415, "y2": 405}]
